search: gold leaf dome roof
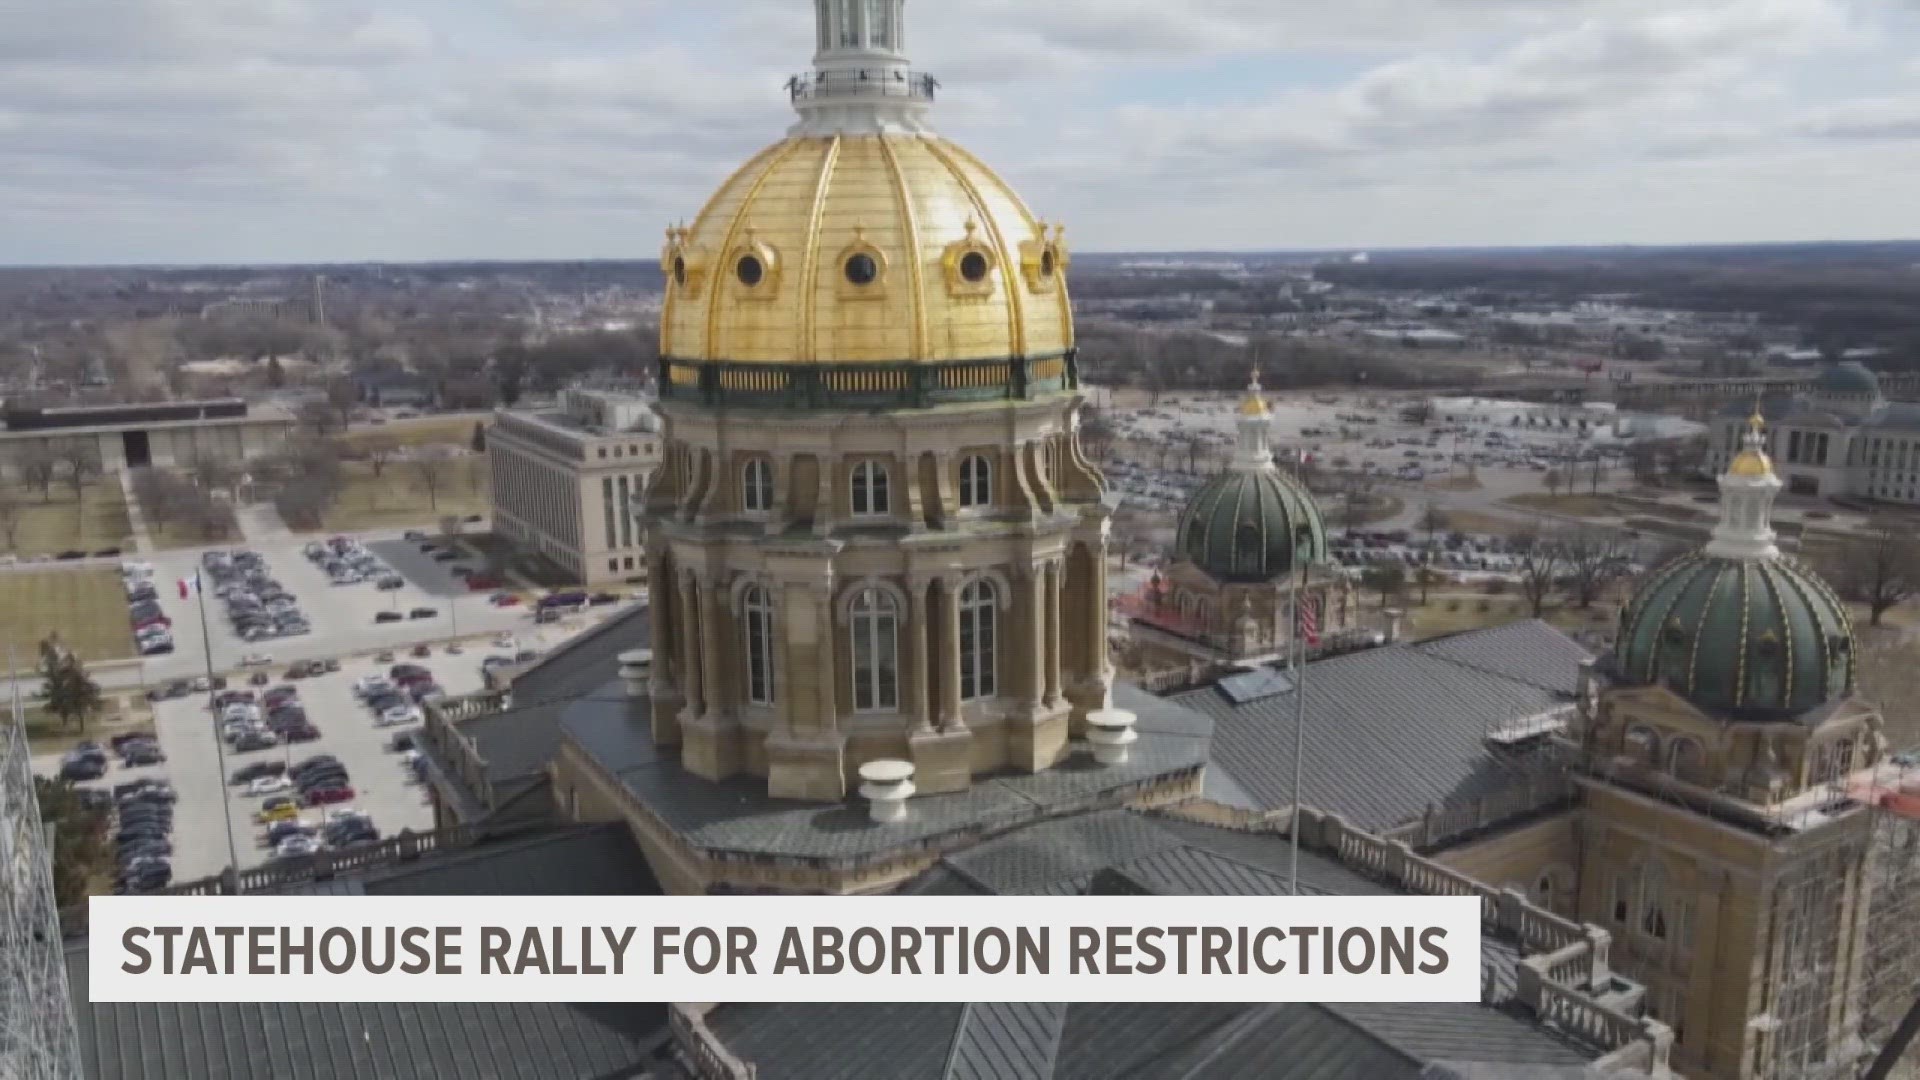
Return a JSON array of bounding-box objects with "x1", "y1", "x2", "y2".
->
[{"x1": 659, "y1": 133, "x2": 1073, "y2": 366}]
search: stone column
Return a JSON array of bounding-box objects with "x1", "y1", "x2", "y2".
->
[
  {"x1": 766, "y1": 579, "x2": 847, "y2": 801},
  {"x1": 906, "y1": 579, "x2": 932, "y2": 733},
  {"x1": 647, "y1": 553, "x2": 682, "y2": 746},
  {"x1": 1045, "y1": 560, "x2": 1063, "y2": 707},
  {"x1": 1024, "y1": 564, "x2": 1046, "y2": 707},
  {"x1": 812, "y1": 454, "x2": 835, "y2": 537},
  {"x1": 678, "y1": 573, "x2": 704, "y2": 718},
  {"x1": 701, "y1": 580, "x2": 727, "y2": 719},
  {"x1": 911, "y1": 576, "x2": 974, "y2": 794},
  {"x1": 941, "y1": 579, "x2": 965, "y2": 731},
  {"x1": 814, "y1": 583, "x2": 838, "y2": 734}
]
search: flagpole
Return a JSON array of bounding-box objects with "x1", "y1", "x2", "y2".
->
[
  {"x1": 192, "y1": 570, "x2": 242, "y2": 886},
  {"x1": 1290, "y1": 538, "x2": 1308, "y2": 897}
]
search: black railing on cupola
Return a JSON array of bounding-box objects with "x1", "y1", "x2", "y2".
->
[{"x1": 787, "y1": 69, "x2": 938, "y2": 103}]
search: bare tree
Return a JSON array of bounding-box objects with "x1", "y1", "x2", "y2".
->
[
  {"x1": 0, "y1": 492, "x2": 21, "y2": 551},
  {"x1": 1512, "y1": 529, "x2": 1566, "y2": 619},
  {"x1": 274, "y1": 478, "x2": 336, "y2": 531},
  {"x1": 1415, "y1": 565, "x2": 1443, "y2": 606},
  {"x1": 327, "y1": 377, "x2": 360, "y2": 429},
  {"x1": 1544, "y1": 468, "x2": 1564, "y2": 497},
  {"x1": 1561, "y1": 530, "x2": 1623, "y2": 608},
  {"x1": 19, "y1": 442, "x2": 58, "y2": 502},
  {"x1": 1587, "y1": 457, "x2": 1608, "y2": 495},
  {"x1": 298, "y1": 401, "x2": 341, "y2": 437},
  {"x1": 439, "y1": 514, "x2": 463, "y2": 549},
  {"x1": 59, "y1": 443, "x2": 100, "y2": 503},
  {"x1": 188, "y1": 456, "x2": 236, "y2": 497},
  {"x1": 413, "y1": 448, "x2": 450, "y2": 510},
  {"x1": 1419, "y1": 500, "x2": 1449, "y2": 545},
  {"x1": 1824, "y1": 521, "x2": 1919, "y2": 627},
  {"x1": 1361, "y1": 560, "x2": 1406, "y2": 609},
  {"x1": 361, "y1": 435, "x2": 400, "y2": 479}
]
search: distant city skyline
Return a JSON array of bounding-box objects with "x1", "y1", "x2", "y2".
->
[{"x1": 5, "y1": 0, "x2": 1919, "y2": 266}]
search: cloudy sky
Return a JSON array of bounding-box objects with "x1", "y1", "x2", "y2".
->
[{"x1": 5, "y1": 0, "x2": 1919, "y2": 265}]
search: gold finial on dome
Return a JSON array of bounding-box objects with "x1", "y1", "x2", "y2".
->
[
  {"x1": 1727, "y1": 397, "x2": 1774, "y2": 478},
  {"x1": 1239, "y1": 369, "x2": 1270, "y2": 417}
]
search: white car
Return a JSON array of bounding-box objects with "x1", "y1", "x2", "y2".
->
[
  {"x1": 222, "y1": 704, "x2": 261, "y2": 723},
  {"x1": 275, "y1": 835, "x2": 321, "y2": 858},
  {"x1": 245, "y1": 775, "x2": 293, "y2": 797},
  {"x1": 324, "y1": 807, "x2": 371, "y2": 823},
  {"x1": 493, "y1": 636, "x2": 515, "y2": 649},
  {"x1": 240, "y1": 653, "x2": 273, "y2": 667},
  {"x1": 378, "y1": 706, "x2": 421, "y2": 727},
  {"x1": 352, "y1": 676, "x2": 391, "y2": 698}
]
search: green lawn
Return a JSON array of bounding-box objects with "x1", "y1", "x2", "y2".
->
[
  {"x1": 23, "y1": 702, "x2": 151, "y2": 755},
  {"x1": 316, "y1": 458, "x2": 491, "y2": 532},
  {"x1": 0, "y1": 567, "x2": 136, "y2": 668},
  {"x1": 2, "y1": 481, "x2": 134, "y2": 557}
]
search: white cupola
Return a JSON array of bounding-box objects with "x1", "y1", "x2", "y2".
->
[
  {"x1": 791, "y1": 0, "x2": 936, "y2": 136},
  {"x1": 1703, "y1": 410, "x2": 1783, "y2": 561}
]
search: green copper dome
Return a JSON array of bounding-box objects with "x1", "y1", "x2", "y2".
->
[
  {"x1": 1615, "y1": 553, "x2": 1855, "y2": 719},
  {"x1": 1813, "y1": 361, "x2": 1880, "y2": 396},
  {"x1": 1175, "y1": 469, "x2": 1327, "y2": 584}
]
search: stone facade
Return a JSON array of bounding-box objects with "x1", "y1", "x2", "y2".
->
[{"x1": 641, "y1": 398, "x2": 1111, "y2": 800}]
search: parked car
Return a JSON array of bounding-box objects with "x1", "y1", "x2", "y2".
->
[
  {"x1": 276, "y1": 835, "x2": 322, "y2": 858},
  {"x1": 377, "y1": 576, "x2": 405, "y2": 591},
  {"x1": 408, "y1": 607, "x2": 439, "y2": 619},
  {"x1": 403, "y1": 530, "x2": 427, "y2": 541},
  {"x1": 239, "y1": 653, "x2": 273, "y2": 667},
  {"x1": 231, "y1": 760, "x2": 287, "y2": 785},
  {"x1": 374, "y1": 611, "x2": 404, "y2": 623},
  {"x1": 59, "y1": 756, "x2": 106, "y2": 781},
  {"x1": 120, "y1": 741, "x2": 165, "y2": 767},
  {"x1": 411, "y1": 644, "x2": 433, "y2": 658},
  {"x1": 490, "y1": 592, "x2": 521, "y2": 606},
  {"x1": 303, "y1": 785, "x2": 356, "y2": 806},
  {"x1": 245, "y1": 775, "x2": 293, "y2": 797}
]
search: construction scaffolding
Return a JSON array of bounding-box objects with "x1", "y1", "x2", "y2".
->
[
  {"x1": 0, "y1": 715, "x2": 84, "y2": 1079},
  {"x1": 1848, "y1": 759, "x2": 1920, "y2": 1079}
]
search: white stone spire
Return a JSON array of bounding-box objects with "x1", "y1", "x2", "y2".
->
[
  {"x1": 1704, "y1": 409, "x2": 1782, "y2": 560},
  {"x1": 1231, "y1": 370, "x2": 1276, "y2": 472},
  {"x1": 789, "y1": 0, "x2": 935, "y2": 136}
]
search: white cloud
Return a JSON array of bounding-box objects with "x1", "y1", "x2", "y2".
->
[{"x1": 0, "y1": 0, "x2": 1913, "y2": 263}]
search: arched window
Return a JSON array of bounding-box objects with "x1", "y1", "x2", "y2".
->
[
  {"x1": 867, "y1": 0, "x2": 893, "y2": 49},
  {"x1": 1533, "y1": 870, "x2": 1554, "y2": 907},
  {"x1": 837, "y1": 0, "x2": 859, "y2": 47},
  {"x1": 1666, "y1": 736, "x2": 1702, "y2": 777},
  {"x1": 1639, "y1": 862, "x2": 1670, "y2": 941},
  {"x1": 743, "y1": 459, "x2": 774, "y2": 513},
  {"x1": 958, "y1": 455, "x2": 992, "y2": 509},
  {"x1": 959, "y1": 580, "x2": 996, "y2": 700},
  {"x1": 1625, "y1": 725, "x2": 1661, "y2": 767},
  {"x1": 851, "y1": 461, "x2": 890, "y2": 517},
  {"x1": 743, "y1": 586, "x2": 775, "y2": 705},
  {"x1": 850, "y1": 588, "x2": 899, "y2": 712}
]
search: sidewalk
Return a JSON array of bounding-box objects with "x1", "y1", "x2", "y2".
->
[
  {"x1": 234, "y1": 502, "x2": 294, "y2": 544},
  {"x1": 118, "y1": 471, "x2": 155, "y2": 554}
]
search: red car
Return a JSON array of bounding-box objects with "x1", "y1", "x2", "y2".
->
[
  {"x1": 132, "y1": 614, "x2": 173, "y2": 630},
  {"x1": 490, "y1": 593, "x2": 522, "y2": 607},
  {"x1": 303, "y1": 785, "x2": 355, "y2": 806}
]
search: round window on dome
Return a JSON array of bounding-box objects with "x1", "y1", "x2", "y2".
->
[
  {"x1": 672, "y1": 257, "x2": 687, "y2": 287},
  {"x1": 959, "y1": 251, "x2": 990, "y2": 283},
  {"x1": 737, "y1": 255, "x2": 765, "y2": 287},
  {"x1": 1040, "y1": 250, "x2": 1057, "y2": 278},
  {"x1": 844, "y1": 253, "x2": 878, "y2": 286}
]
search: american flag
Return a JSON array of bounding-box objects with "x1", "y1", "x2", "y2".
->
[{"x1": 1298, "y1": 593, "x2": 1321, "y2": 647}]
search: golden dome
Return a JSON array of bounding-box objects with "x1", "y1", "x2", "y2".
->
[{"x1": 659, "y1": 134, "x2": 1073, "y2": 365}]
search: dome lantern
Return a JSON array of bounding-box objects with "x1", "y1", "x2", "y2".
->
[
  {"x1": 789, "y1": 0, "x2": 937, "y2": 137},
  {"x1": 1707, "y1": 408, "x2": 1781, "y2": 561},
  {"x1": 1232, "y1": 370, "x2": 1275, "y2": 471}
]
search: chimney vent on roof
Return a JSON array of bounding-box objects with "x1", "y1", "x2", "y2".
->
[
  {"x1": 857, "y1": 759, "x2": 915, "y2": 823},
  {"x1": 1085, "y1": 691, "x2": 1139, "y2": 766},
  {"x1": 618, "y1": 649, "x2": 652, "y2": 699}
]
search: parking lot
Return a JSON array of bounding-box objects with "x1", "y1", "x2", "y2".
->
[
  {"x1": 121, "y1": 642, "x2": 500, "y2": 881},
  {"x1": 130, "y1": 529, "x2": 536, "y2": 683}
]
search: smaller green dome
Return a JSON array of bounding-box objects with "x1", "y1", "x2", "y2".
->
[
  {"x1": 1175, "y1": 469, "x2": 1327, "y2": 584},
  {"x1": 1813, "y1": 361, "x2": 1880, "y2": 396},
  {"x1": 1615, "y1": 553, "x2": 1855, "y2": 719}
]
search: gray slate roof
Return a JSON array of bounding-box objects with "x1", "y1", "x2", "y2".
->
[
  {"x1": 701, "y1": 809, "x2": 1589, "y2": 1080},
  {"x1": 68, "y1": 826, "x2": 667, "y2": 1080},
  {"x1": 558, "y1": 680, "x2": 1210, "y2": 863},
  {"x1": 1174, "y1": 621, "x2": 1585, "y2": 832}
]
